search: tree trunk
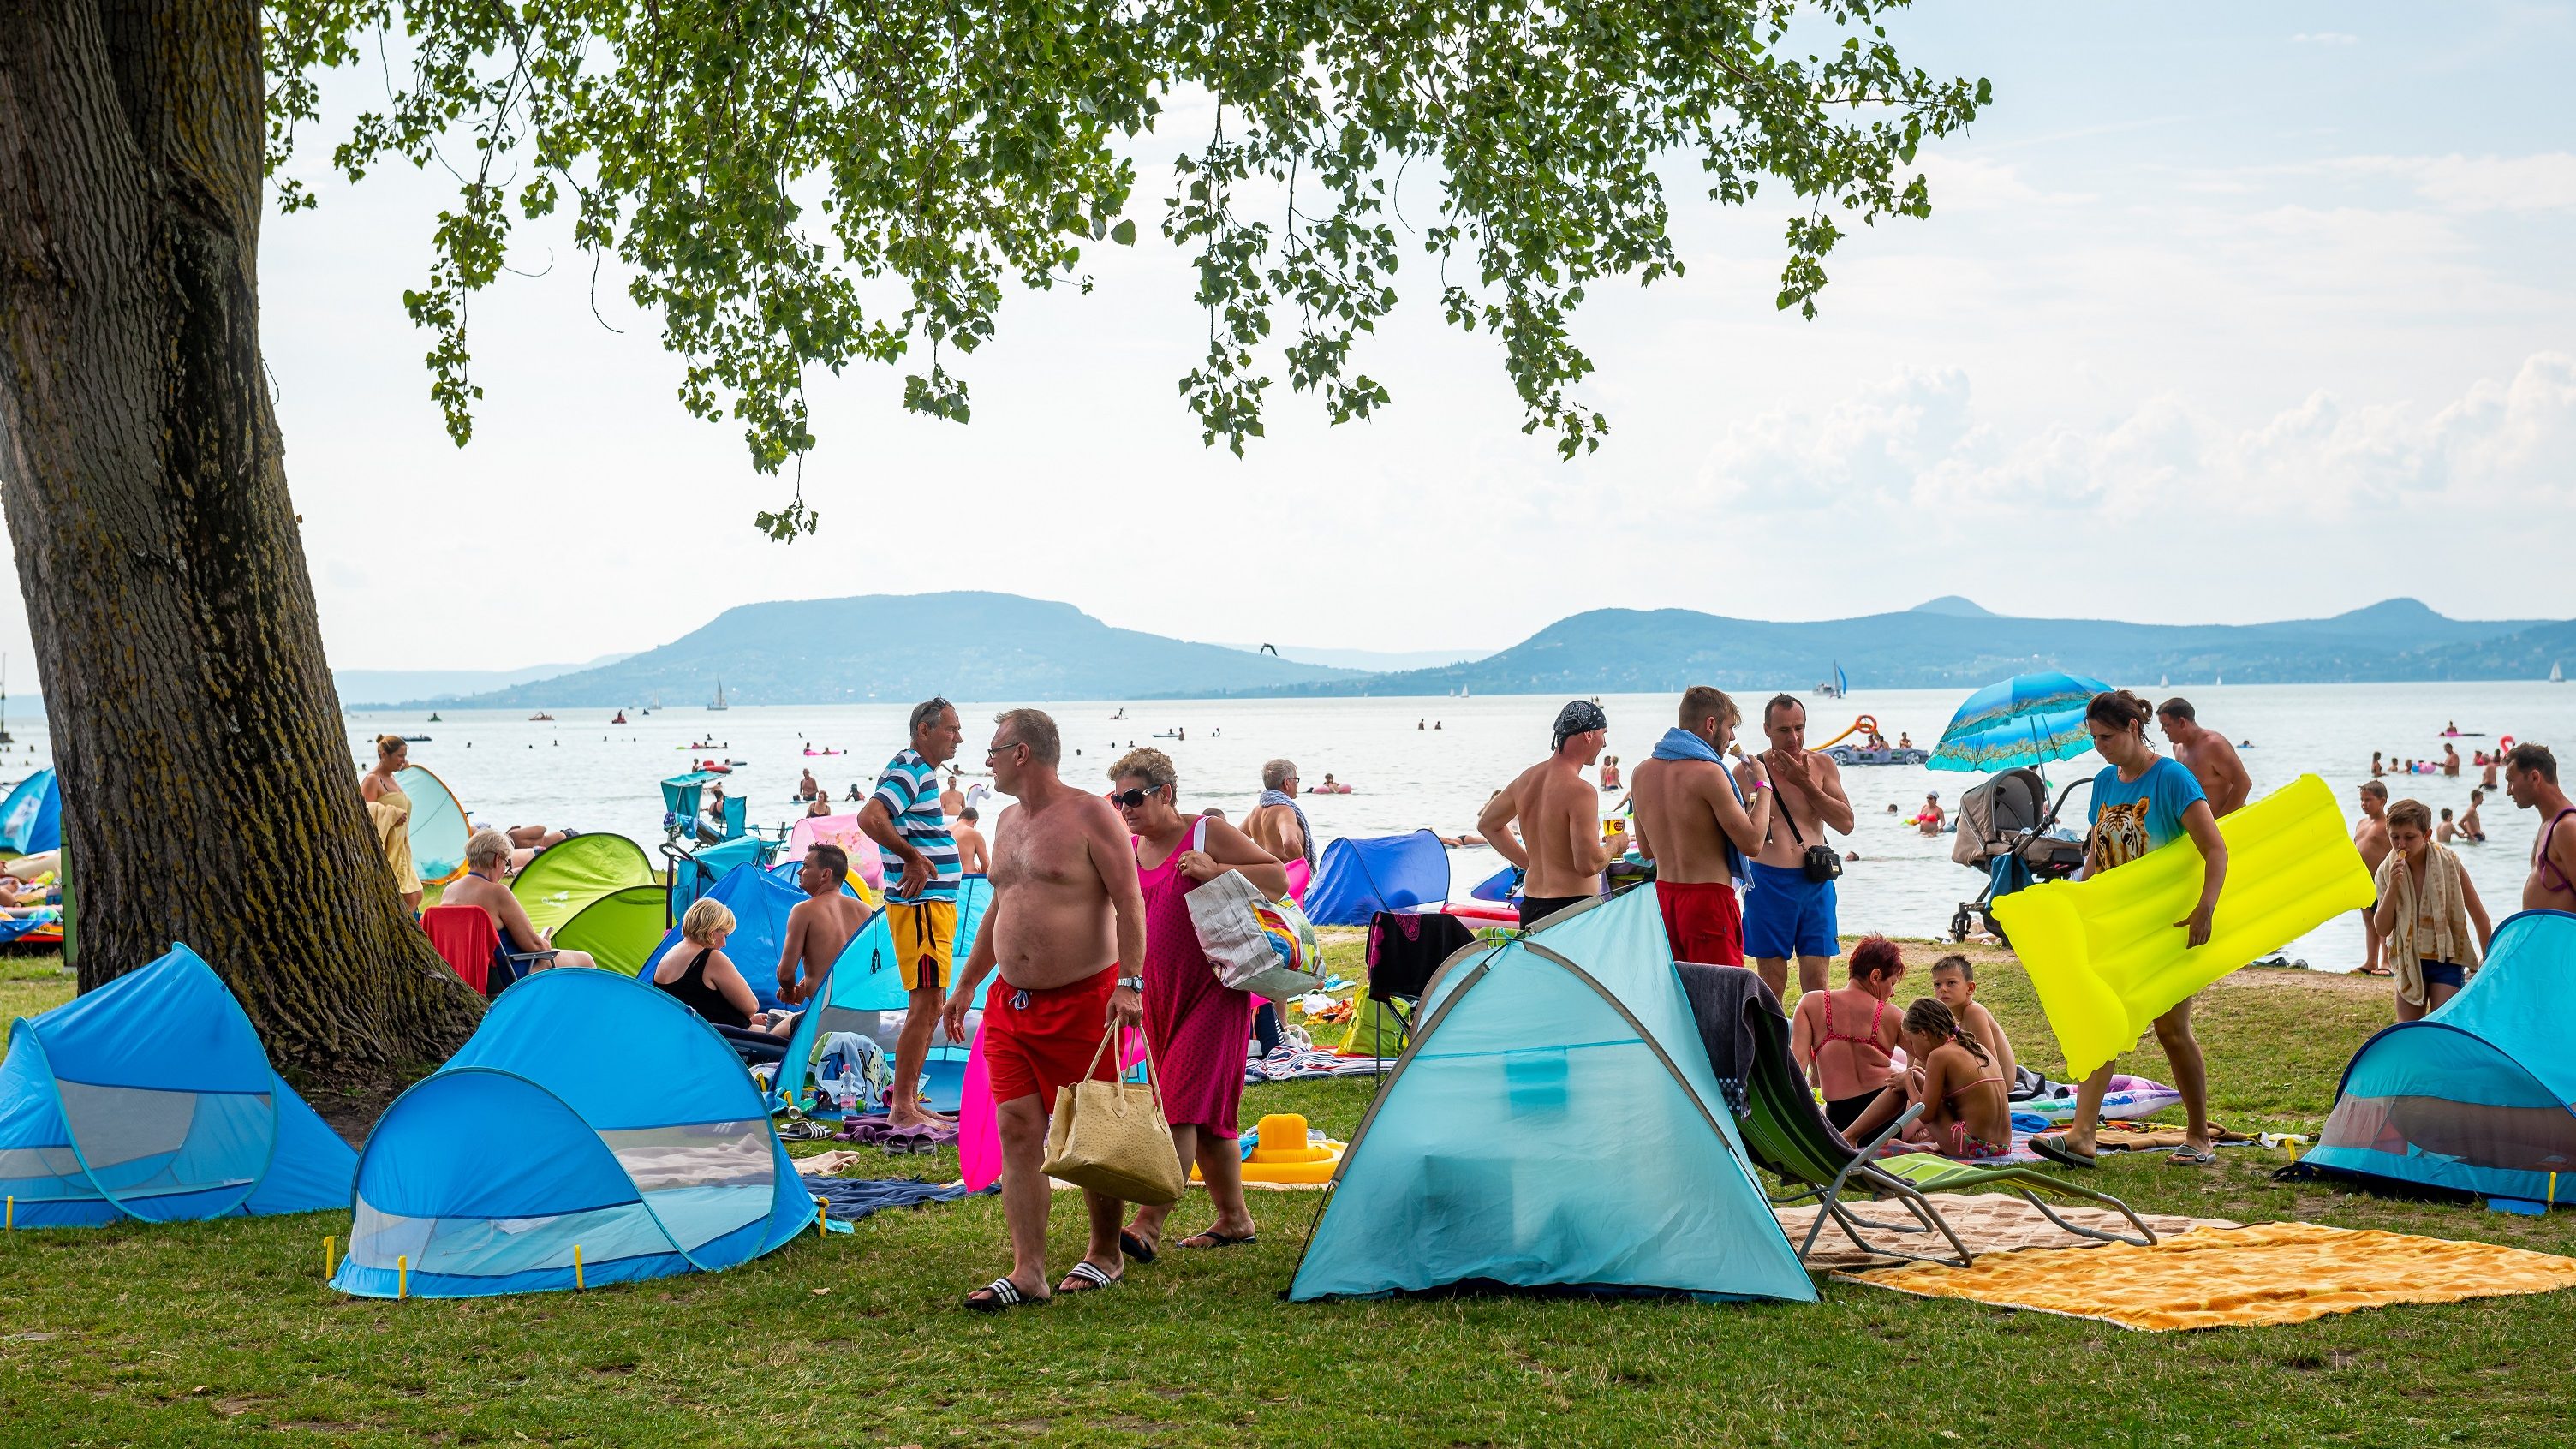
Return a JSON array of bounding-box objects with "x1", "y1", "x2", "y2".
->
[{"x1": 0, "y1": 0, "x2": 482, "y2": 1073}]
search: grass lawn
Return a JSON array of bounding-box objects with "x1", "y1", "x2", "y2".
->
[{"x1": 7, "y1": 934, "x2": 2576, "y2": 1446}]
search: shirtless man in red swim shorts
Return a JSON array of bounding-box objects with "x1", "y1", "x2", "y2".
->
[
  {"x1": 943, "y1": 708, "x2": 1148, "y2": 1311},
  {"x1": 1630, "y1": 686, "x2": 1773, "y2": 974}
]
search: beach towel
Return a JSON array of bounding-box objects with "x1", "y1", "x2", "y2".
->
[
  {"x1": 1245, "y1": 1046, "x2": 1388, "y2": 1083},
  {"x1": 2373, "y1": 843, "x2": 2479, "y2": 1007},
  {"x1": 1673, "y1": 962, "x2": 1771, "y2": 1118},
  {"x1": 1257, "y1": 789, "x2": 1319, "y2": 871},
  {"x1": 1777, "y1": 1193, "x2": 2238, "y2": 1272},
  {"x1": 1846, "y1": 1221, "x2": 2576, "y2": 1330},
  {"x1": 798, "y1": 1173, "x2": 992, "y2": 1222}
]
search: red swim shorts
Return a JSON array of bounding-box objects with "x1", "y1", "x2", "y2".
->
[
  {"x1": 1659, "y1": 880, "x2": 1744, "y2": 967},
  {"x1": 982, "y1": 967, "x2": 1120, "y2": 1107}
]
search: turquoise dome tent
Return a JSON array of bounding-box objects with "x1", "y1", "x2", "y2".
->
[
  {"x1": 2299, "y1": 910, "x2": 2576, "y2": 1206},
  {"x1": 769, "y1": 875, "x2": 991, "y2": 1118},
  {"x1": 1289, "y1": 886, "x2": 1815, "y2": 1304},
  {"x1": 393, "y1": 764, "x2": 470, "y2": 887},
  {"x1": 0, "y1": 944, "x2": 355, "y2": 1226},
  {"x1": 333, "y1": 969, "x2": 814, "y2": 1297},
  {"x1": 0, "y1": 768, "x2": 60, "y2": 855}
]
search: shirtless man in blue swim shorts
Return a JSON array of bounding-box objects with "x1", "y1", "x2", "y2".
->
[{"x1": 1743, "y1": 695, "x2": 1854, "y2": 999}]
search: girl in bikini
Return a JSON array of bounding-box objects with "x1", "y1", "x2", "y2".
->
[
  {"x1": 1849, "y1": 999, "x2": 2012, "y2": 1159},
  {"x1": 1789, "y1": 934, "x2": 1906, "y2": 1132}
]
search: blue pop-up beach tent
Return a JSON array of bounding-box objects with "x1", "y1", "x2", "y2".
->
[
  {"x1": 641, "y1": 861, "x2": 802, "y2": 1011},
  {"x1": 333, "y1": 969, "x2": 813, "y2": 1297},
  {"x1": 769, "y1": 875, "x2": 992, "y2": 1118},
  {"x1": 0, "y1": 944, "x2": 354, "y2": 1226},
  {"x1": 1288, "y1": 886, "x2": 1815, "y2": 1303},
  {"x1": 2302, "y1": 910, "x2": 2576, "y2": 1205},
  {"x1": 1303, "y1": 830, "x2": 1451, "y2": 926},
  {"x1": 0, "y1": 769, "x2": 61, "y2": 855}
]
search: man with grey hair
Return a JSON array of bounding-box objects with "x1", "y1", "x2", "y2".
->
[
  {"x1": 1244, "y1": 759, "x2": 1314, "y2": 880},
  {"x1": 945, "y1": 707, "x2": 1148, "y2": 1309},
  {"x1": 859, "y1": 696, "x2": 966, "y2": 1129}
]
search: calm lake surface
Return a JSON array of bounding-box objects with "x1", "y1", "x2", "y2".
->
[{"x1": 331, "y1": 680, "x2": 2576, "y2": 972}]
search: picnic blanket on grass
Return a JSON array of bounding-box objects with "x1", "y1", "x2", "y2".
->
[
  {"x1": 1246, "y1": 1046, "x2": 1387, "y2": 1083},
  {"x1": 1777, "y1": 1192, "x2": 2237, "y2": 1271},
  {"x1": 1845, "y1": 1221, "x2": 2576, "y2": 1330}
]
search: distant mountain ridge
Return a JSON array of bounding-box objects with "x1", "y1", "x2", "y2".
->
[
  {"x1": 428, "y1": 593, "x2": 1357, "y2": 707},
  {"x1": 1225, "y1": 596, "x2": 2568, "y2": 697},
  {"x1": 415, "y1": 593, "x2": 2573, "y2": 708},
  {"x1": 337, "y1": 654, "x2": 635, "y2": 707}
]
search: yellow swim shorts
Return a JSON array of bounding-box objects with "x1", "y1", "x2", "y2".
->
[{"x1": 885, "y1": 899, "x2": 956, "y2": 992}]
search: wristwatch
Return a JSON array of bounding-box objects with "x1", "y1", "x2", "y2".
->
[{"x1": 1118, "y1": 975, "x2": 1144, "y2": 993}]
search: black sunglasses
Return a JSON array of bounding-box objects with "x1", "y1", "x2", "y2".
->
[
  {"x1": 985, "y1": 739, "x2": 1023, "y2": 759},
  {"x1": 1111, "y1": 784, "x2": 1165, "y2": 808}
]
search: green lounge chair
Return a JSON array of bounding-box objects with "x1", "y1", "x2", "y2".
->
[{"x1": 1736, "y1": 992, "x2": 2156, "y2": 1267}]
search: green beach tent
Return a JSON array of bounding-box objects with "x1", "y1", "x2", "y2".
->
[
  {"x1": 1289, "y1": 886, "x2": 1816, "y2": 1304},
  {"x1": 511, "y1": 835, "x2": 665, "y2": 975}
]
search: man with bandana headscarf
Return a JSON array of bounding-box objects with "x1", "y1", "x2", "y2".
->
[{"x1": 1477, "y1": 700, "x2": 1629, "y2": 927}]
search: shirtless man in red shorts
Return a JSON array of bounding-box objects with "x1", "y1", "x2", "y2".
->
[
  {"x1": 1629, "y1": 686, "x2": 1772, "y2": 972},
  {"x1": 942, "y1": 708, "x2": 1148, "y2": 1310}
]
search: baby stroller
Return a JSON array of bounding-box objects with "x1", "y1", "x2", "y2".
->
[{"x1": 1949, "y1": 767, "x2": 2089, "y2": 944}]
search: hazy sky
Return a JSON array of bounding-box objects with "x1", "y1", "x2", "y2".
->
[{"x1": 11, "y1": 3, "x2": 2573, "y2": 674}]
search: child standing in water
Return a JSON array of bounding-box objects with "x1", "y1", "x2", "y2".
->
[
  {"x1": 1929, "y1": 955, "x2": 2016, "y2": 1091},
  {"x1": 1790, "y1": 935, "x2": 1906, "y2": 1132}
]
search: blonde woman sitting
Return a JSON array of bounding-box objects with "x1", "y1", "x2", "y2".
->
[
  {"x1": 444, "y1": 829, "x2": 597, "y2": 975},
  {"x1": 653, "y1": 898, "x2": 793, "y2": 1061}
]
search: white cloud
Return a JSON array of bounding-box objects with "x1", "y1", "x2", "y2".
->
[{"x1": 2327, "y1": 152, "x2": 2576, "y2": 213}]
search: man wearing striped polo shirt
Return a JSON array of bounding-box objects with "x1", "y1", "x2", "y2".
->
[{"x1": 861, "y1": 697, "x2": 966, "y2": 1128}]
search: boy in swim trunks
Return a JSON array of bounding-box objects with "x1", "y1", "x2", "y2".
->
[{"x1": 1929, "y1": 955, "x2": 2015, "y2": 1090}]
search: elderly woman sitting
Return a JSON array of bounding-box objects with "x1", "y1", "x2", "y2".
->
[{"x1": 444, "y1": 828, "x2": 598, "y2": 974}]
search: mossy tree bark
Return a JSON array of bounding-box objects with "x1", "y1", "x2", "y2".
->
[{"x1": 0, "y1": 0, "x2": 482, "y2": 1071}]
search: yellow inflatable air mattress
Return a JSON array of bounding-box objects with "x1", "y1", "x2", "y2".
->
[{"x1": 1993, "y1": 773, "x2": 2372, "y2": 1080}]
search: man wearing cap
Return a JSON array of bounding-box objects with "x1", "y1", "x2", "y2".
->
[{"x1": 1478, "y1": 701, "x2": 1629, "y2": 928}]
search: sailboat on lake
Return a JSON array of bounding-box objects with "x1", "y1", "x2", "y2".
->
[{"x1": 707, "y1": 679, "x2": 730, "y2": 711}]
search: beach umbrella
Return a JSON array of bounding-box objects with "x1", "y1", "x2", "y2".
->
[{"x1": 1927, "y1": 671, "x2": 2113, "y2": 774}]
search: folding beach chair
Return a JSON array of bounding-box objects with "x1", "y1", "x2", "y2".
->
[
  {"x1": 1734, "y1": 987, "x2": 2154, "y2": 1267},
  {"x1": 422, "y1": 905, "x2": 556, "y2": 999}
]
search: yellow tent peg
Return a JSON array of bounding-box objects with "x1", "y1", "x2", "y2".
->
[
  {"x1": 574, "y1": 1244, "x2": 585, "y2": 1291},
  {"x1": 324, "y1": 1235, "x2": 335, "y2": 1280},
  {"x1": 397, "y1": 1255, "x2": 408, "y2": 1300}
]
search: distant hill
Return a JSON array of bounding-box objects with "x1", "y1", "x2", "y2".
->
[
  {"x1": 1227, "y1": 597, "x2": 2564, "y2": 696},
  {"x1": 431, "y1": 593, "x2": 1358, "y2": 707},
  {"x1": 337, "y1": 654, "x2": 635, "y2": 707}
]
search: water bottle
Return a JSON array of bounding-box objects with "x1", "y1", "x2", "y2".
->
[{"x1": 836, "y1": 1072, "x2": 858, "y2": 1117}]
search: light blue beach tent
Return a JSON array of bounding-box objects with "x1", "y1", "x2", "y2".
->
[
  {"x1": 769, "y1": 875, "x2": 992, "y2": 1117},
  {"x1": 1289, "y1": 886, "x2": 1816, "y2": 1303},
  {"x1": 2302, "y1": 909, "x2": 2576, "y2": 1204},
  {"x1": 0, "y1": 768, "x2": 61, "y2": 854},
  {"x1": 1302, "y1": 830, "x2": 1452, "y2": 925},
  {"x1": 333, "y1": 968, "x2": 812, "y2": 1297},
  {"x1": 0, "y1": 944, "x2": 354, "y2": 1226},
  {"x1": 641, "y1": 861, "x2": 803, "y2": 1011}
]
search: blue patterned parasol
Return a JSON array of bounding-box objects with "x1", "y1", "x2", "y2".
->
[{"x1": 1927, "y1": 671, "x2": 2114, "y2": 774}]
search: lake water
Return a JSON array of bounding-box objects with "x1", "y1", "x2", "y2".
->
[{"x1": 327, "y1": 680, "x2": 2575, "y2": 971}]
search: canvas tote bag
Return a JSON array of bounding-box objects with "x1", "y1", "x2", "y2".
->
[
  {"x1": 1041, "y1": 1028, "x2": 1184, "y2": 1205},
  {"x1": 1180, "y1": 820, "x2": 1329, "y2": 1003}
]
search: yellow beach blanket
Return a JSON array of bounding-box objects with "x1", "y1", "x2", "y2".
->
[{"x1": 1847, "y1": 1221, "x2": 2576, "y2": 1331}]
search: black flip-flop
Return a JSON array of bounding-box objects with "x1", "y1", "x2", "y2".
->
[
  {"x1": 963, "y1": 1276, "x2": 1047, "y2": 1313},
  {"x1": 1118, "y1": 1228, "x2": 1159, "y2": 1265},
  {"x1": 1057, "y1": 1260, "x2": 1121, "y2": 1294},
  {"x1": 1178, "y1": 1229, "x2": 1260, "y2": 1249},
  {"x1": 2030, "y1": 1134, "x2": 2098, "y2": 1170}
]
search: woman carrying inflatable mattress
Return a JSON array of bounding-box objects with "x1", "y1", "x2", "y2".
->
[{"x1": 2031, "y1": 690, "x2": 2228, "y2": 1171}]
